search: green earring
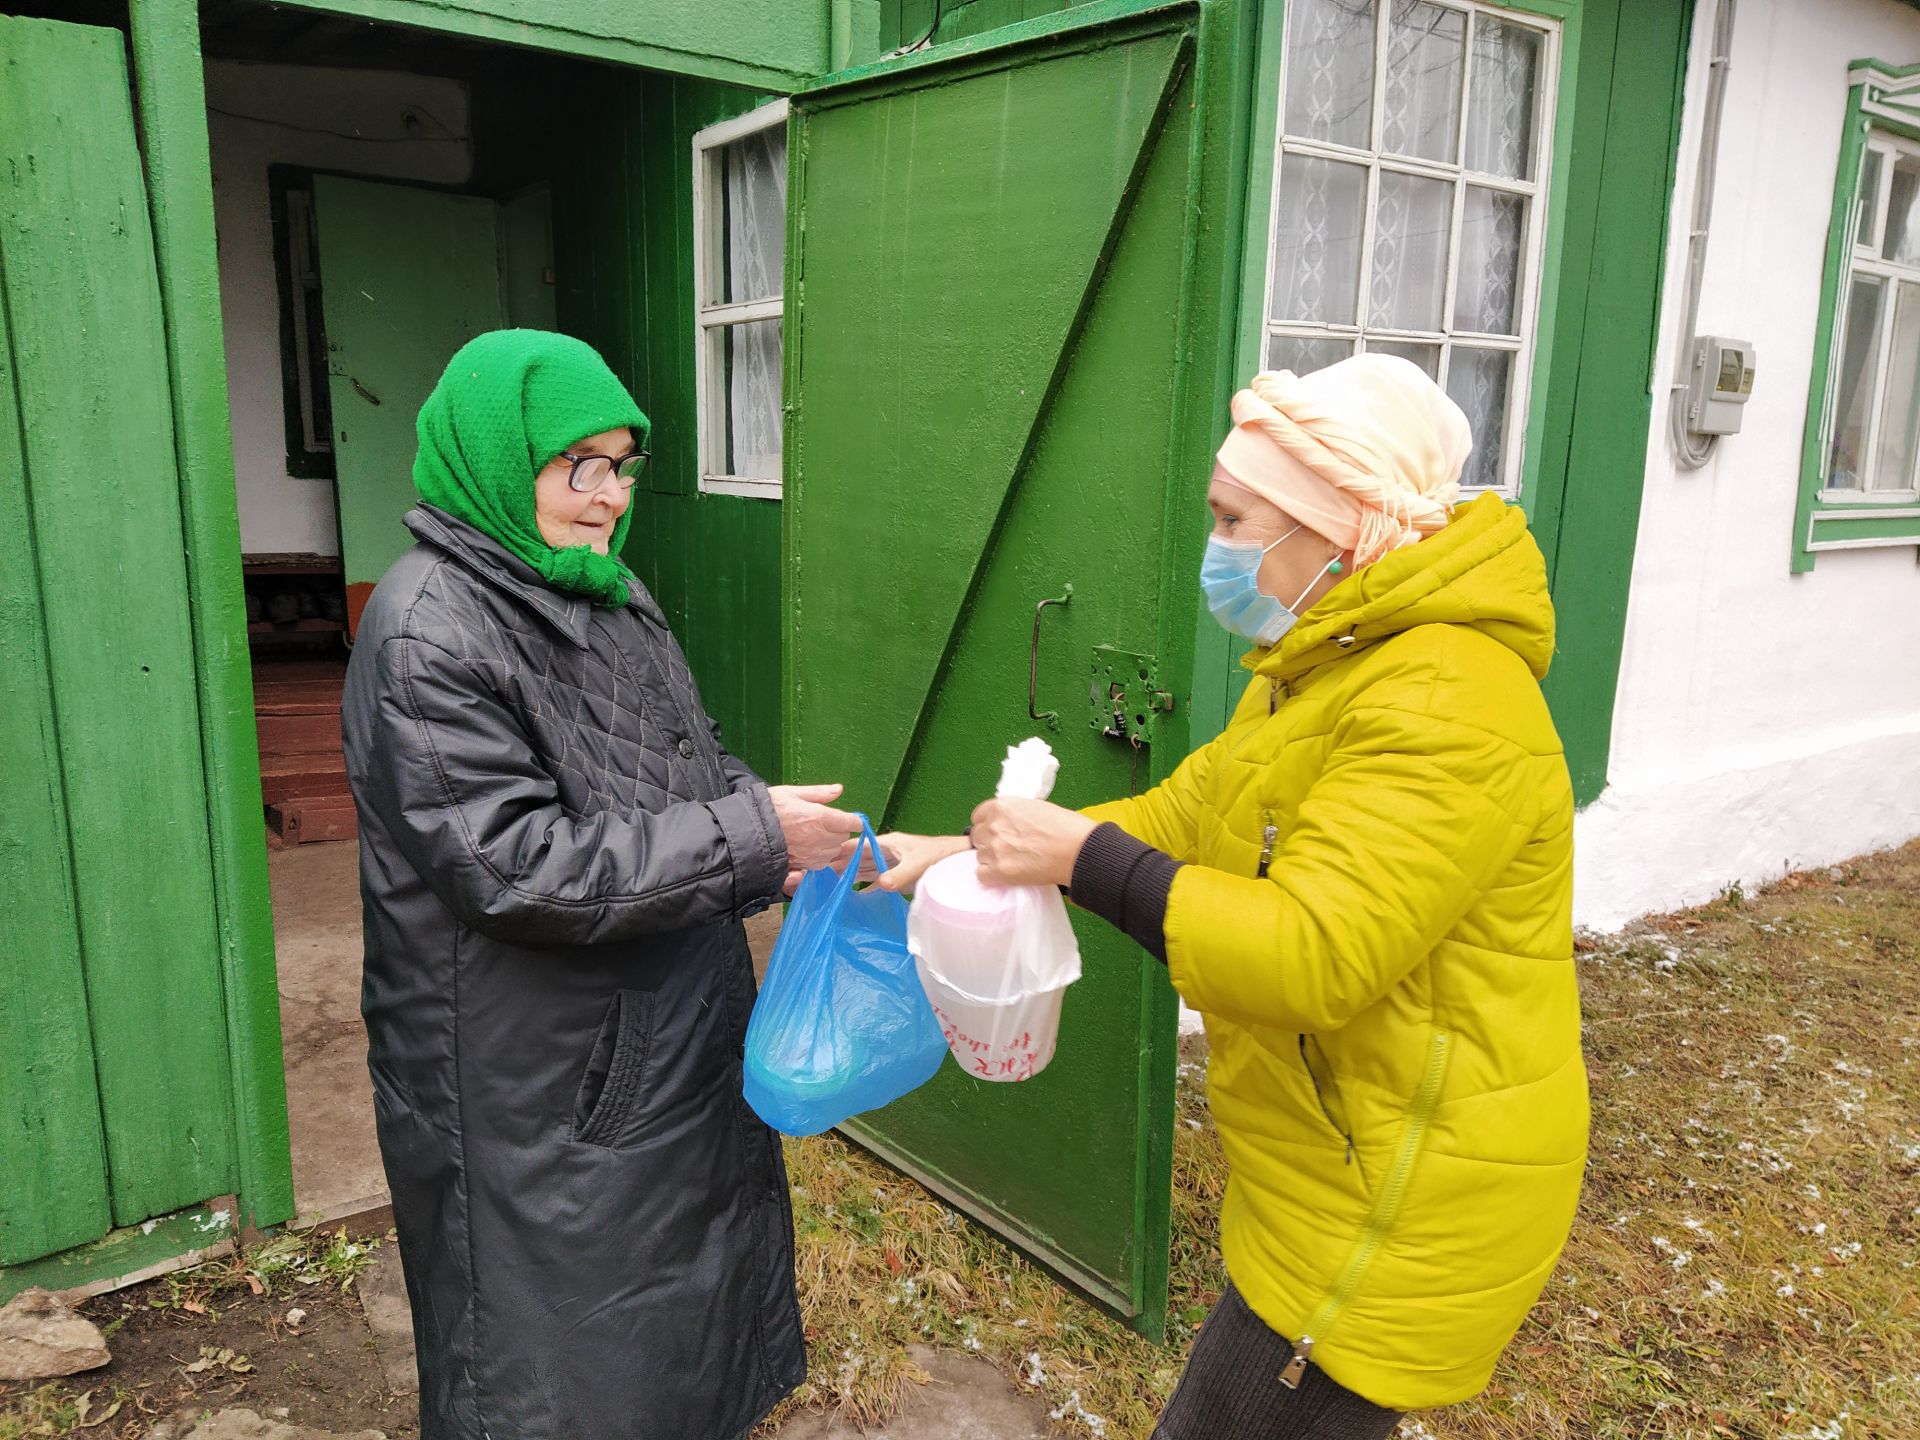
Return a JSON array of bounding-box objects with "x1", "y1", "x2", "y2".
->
[{"x1": 1329, "y1": 559, "x2": 1344, "y2": 576}]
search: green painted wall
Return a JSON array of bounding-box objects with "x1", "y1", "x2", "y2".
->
[
  {"x1": 551, "y1": 70, "x2": 786, "y2": 783},
  {"x1": 278, "y1": 0, "x2": 829, "y2": 88}
]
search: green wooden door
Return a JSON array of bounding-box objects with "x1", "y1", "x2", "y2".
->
[
  {"x1": 0, "y1": 14, "x2": 240, "y2": 1263},
  {"x1": 312, "y1": 178, "x2": 508, "y2": 633},
  {"x1": 786, "y1": 1, "x2": 1218, "y2": 1332}
]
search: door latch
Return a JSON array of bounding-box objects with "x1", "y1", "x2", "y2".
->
[{"x1": 1088, "y1": 646, "x2": 1174, "y2": 746}]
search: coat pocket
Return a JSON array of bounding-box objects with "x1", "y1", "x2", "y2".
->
[
  {"x1": 1299, "y1": 1034, "x2": 1368, "y2": 1188},
  {"x1": 572, "y1": 989, "x2": 657, "y2": 1148}
]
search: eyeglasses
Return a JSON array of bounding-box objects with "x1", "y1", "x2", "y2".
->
[{"x1": 556, "y1": 450, "x2": 651, "y2": 493}]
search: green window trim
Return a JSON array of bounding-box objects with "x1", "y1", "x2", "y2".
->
[
  {"x1": 1793, "y1": 59, "x2": 1920, "y2": 572},
  {"x1": 1200, "y1": 0, "x2": 1585, "y2": 745},
  {"x1": 1236, "y1": 0, "x2": 1584, "y2": 511}
]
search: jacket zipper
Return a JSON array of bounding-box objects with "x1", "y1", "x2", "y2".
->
[
  {"x1": 1279, "y1": 1029, "x2": 1452, "y2": 1390},
  {"x1": 1256, "y1": 810, "x2": 1277, "y2": 879},
  {"x1": 1298, "y1": 1035, "x2": 1355, "y2": 1166}
]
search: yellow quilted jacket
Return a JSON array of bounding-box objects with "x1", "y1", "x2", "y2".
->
[{"x1": 1086, "y1": 494, "x2": 1587, "y2": 1410}]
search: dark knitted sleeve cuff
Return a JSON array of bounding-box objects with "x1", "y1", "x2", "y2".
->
[{"x1": 1069, "y1": 822, "x2": 1182, "y2": 964}]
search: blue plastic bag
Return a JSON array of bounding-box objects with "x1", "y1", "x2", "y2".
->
[{"x1": 743, "y1": 818, "x2": 947, "y2": 1136}]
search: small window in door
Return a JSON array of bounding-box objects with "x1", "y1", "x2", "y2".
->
[
  {"x1": 1263, "y1": 0, "x2": 1560, "y2": 493},
  {"x1": 693, "y1": 100, "x2": 789, "y2": 500}
]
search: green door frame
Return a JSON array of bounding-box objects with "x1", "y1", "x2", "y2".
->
[
  {"x1": 129, "y1": 0, "x2": 295, "y2": 1239},
  {"x1": 257, "y1": 0, "x2": 825, "y2": 90},
  {"x1": 1204, "y1": 0, "x2": 1696, "y2": 803}
]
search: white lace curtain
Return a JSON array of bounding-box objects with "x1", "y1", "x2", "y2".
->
[
  {"x1": 1272, "y1": 0, "x2": 1544, "y2": 488},
  {"x1": 723, "y1": 125, "x2": 786, "y2": 480}
]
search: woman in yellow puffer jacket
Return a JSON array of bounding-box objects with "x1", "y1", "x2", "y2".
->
[{"x1": 881, "y1": 354, "x2": 1588, "y2": 1438}]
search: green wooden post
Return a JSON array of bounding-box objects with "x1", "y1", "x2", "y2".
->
[
  {"x1": 128, "y1": 0, "x2": 295, "y2": 1234},
  {"x1": 1535, "y1": 0, "x2": 1695, "y2": 804}
]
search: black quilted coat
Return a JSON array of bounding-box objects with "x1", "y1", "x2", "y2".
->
[{"x1": 341, "y1": 505, "x2": 805, "y2": 1440}]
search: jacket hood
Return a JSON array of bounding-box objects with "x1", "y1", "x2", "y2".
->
[{"x1": 1249, "y1": 493, "x2": 1555, "y2": 684}]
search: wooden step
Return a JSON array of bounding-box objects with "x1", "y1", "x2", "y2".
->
[
  {"x1": 256, "y1": 710, "x2": 343, "y2": 756},
  {"x1": 254, "y1": 680, "x2": 346, "y2": 715},
  {"x1": 259, "y1": 751, "x2": 350, "y2": 805},
  {"x1": 252, "y1": 659, "x2": 349, "y2": 684},
  {"x1": 267, "y1": 794, "x2": 359, "y2": 846}
]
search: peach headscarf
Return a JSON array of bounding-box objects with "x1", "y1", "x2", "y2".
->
[{"x1": 1213, "y1": 354, "x2": 1473, "y2": 568}]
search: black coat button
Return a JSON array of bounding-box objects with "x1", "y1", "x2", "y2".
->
[{"x1": 677, "y1": 737, "x2": 695, "y2": 759}]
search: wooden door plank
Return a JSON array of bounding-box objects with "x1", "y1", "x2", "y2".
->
[
  {"x1": 0, "y1": 117, "x2": 115, "y2": 1266},
  {"x1": 0, "y1": 13, "x2": 238, "y2": 1226}
]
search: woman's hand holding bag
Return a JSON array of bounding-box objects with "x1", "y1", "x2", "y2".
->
[{"x1": 742, "y1": 819, "x2": 947, "y2": 1136}]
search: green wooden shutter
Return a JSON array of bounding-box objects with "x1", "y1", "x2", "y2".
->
[{"x1": 0, "y1": 14, "x2": 239, "y2": 1247}]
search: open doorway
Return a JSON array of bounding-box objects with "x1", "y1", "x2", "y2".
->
[{"x1": 200, "y1": 3, "x2": 784, "y2": 1226}]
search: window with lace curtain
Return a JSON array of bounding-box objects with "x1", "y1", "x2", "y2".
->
[
  {"x1": 693, "y1": 100, "x2": 788, "y2": 499},
  {"x1": 1821, "y1": 133, "x2": 1920, "y2": 496},
  {"x1": 1791, "y1": 61, "x2": 1920, "y2": 566},
  {"x1": 1263, "y1": 0, "x2": 1561, "y2": 493}
]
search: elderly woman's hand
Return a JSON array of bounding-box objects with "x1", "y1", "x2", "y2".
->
[
  {"x1": 970, "y1": 799, "x2": 1097, "y2": 888},
  {"x1": 768, "y1": 783, "x2": 864, "y2": 893}
]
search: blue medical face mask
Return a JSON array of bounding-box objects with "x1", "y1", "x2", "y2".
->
[{"x1": 1200, "y1": 524, "x2": 1340, "y2": 646}]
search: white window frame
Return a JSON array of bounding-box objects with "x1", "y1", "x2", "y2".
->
[
  {"x1": 692, "y1": 98, "x2": 789, "y2": 500},
  {"x1": 1821, "y1": 128, "x2": 1920, "y2": 503},
  {"x1": 1261, "y1": 0, "x2": 1562, "y2": 496}
]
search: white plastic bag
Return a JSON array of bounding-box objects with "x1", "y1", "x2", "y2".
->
[{"x1": 907, "y1": 739, "x2": 1082, "y2": 1081}]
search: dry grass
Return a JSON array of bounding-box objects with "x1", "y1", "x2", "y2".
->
[{"x1": 770, "y1": 841, "x2": 1920, "y2": 1440}]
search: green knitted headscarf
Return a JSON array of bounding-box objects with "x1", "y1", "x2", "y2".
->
[{"x1": 413, "y1": 330, "x2": 651, "y2": 607}]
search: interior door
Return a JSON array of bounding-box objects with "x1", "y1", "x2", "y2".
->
[
  {"x1": 312, "y1": 177, "x2": 508, "y2": 634},
  {"x1": 785, "y1": 1, "x2": 1214, "y2": 1332}
]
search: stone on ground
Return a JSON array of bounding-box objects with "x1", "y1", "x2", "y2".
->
[
  {"x1": 146, "y1": 1408, "x2": 384, "y2": 1440},
  {"x1": 774, "y1": 1344, "x2": 1052, "y2": 1439},
  {"x1": 0, "y1": 1287, "x2": 110, "y2": 1380},
  {"x1": 354, "y1": 1246, "x2": 417, "y2": 1395}
]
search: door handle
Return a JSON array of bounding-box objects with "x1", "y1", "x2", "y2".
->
[{"x1": 1027, "y1": 585, "x2": 1073, "y2": 730}]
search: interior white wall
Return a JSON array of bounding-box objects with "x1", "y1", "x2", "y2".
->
[
  {"x1": 1575, "y1": 0, "x2": 1920, "y2": 931},
  {"x1": 208, "y1": 61, "x2": 473, "y2": 557}
]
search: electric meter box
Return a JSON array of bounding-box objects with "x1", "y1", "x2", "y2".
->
[{"x1": 1684, "y1": 335, "x2": 1756, "y2": 436}]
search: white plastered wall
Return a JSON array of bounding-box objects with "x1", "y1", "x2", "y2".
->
[
  {"x1": 208, "y1": 62, "x2": 473, "y2": 557},
  {"x1": 1574, "y1": 0, "x2": 1920, "y2": 932}
]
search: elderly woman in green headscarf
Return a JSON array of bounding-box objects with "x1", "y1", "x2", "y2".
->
[{"x1": 342, "y1": 330, "x2": 847, "y2": 1440}]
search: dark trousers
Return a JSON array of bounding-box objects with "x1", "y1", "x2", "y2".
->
[{"x1": 1153, "y1": 1283, "x2": 1404, "y2": 1440}]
